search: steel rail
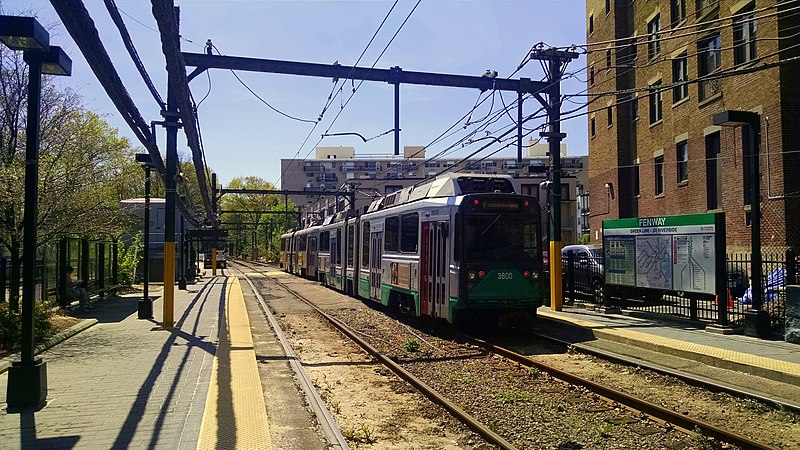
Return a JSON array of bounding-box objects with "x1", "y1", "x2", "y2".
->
[
  {"x1": 238, "y1": 260, "x2": 778, "y2": 450},
  {"x1": 233, "y1": 260, "x2": 518, "y2": 450},
  {"x1": 231, "y1": 264, "x2": 350, "y2": 450},
  {"x1": 523, "y1": 325, "x2": 800, "y2": 415},
  {"x1": 457, "y1": 332, "x2": 779, "y2": 450}
]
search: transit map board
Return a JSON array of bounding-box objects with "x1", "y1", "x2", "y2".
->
[{"x1": 602, "y1": 213, "x2": 717, "y2": 294}]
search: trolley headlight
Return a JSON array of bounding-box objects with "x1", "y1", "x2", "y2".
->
[
  {"x1": 467, "y1": 282, "x2": 474, "y2": 290},
  {"x1": 468, "y1": 271, "x2": 476, "y2": 280},
  {"x1": 531, "y1": 271, "x2": 539, "y2": 280}
]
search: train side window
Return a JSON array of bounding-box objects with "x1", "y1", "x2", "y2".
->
[
  {"x1": 300, "y1": 236, "x2": 307, "y2": 251},
  {"x1": 400, "y1": 213, "x2": 419, "y2": 253},
  {"x1": 335, "y1": 228, "x2": 342, "y2": 264},
  {"x1": 361, "y1": 221, "x2": 370, "y2": 268},
  {"x1": 347, "y1": 225, "x2": 355, "y2": 266},
  {"x1": 320, "y1": 231, "x2": 329, "y2": 252},
  {"x1": 385, "y1": 216, "x2": 399, "y2": 252},
  {"x1": 280, "y1": 239, "x2": 285, "y2": 251}
]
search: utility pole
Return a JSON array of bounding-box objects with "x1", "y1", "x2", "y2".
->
[
  {"x1": 161, "y1": 6, "x2": 181, "y2": 329},
  {"x1": 530, "y1": 47, "x2": 579, "y2": 312}
]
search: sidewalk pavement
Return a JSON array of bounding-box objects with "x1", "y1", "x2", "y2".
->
[{"x1": 0, "y1": 276, "x2": 226, "y2": 449}]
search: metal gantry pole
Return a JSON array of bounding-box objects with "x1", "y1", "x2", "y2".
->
[{"x1": 178, "y1": 214, "x2": 187, "y2": 289}]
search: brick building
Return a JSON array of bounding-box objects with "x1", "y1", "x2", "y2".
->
[
  {"x1": 280, "y1": 142, "x2": 589, "y2": 244},
  {"x1": 587, "y1": 0, "x2": 800, "y2": 251}
]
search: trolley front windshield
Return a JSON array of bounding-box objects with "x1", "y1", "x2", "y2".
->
[{"x1": 463, "y1": 214, "x2": 538, "y2": 261}]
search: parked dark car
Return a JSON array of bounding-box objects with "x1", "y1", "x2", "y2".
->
[{"x1": 562, "y1": 244, "x2": 604, "y2": 301}]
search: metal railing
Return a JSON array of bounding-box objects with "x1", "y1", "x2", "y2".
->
[
  {"x1": 560, "y1": 248, "x2": 795, "y2": 334},
  {"x1": 1, "y1": 237, "x2": 118, "y2": 308}
]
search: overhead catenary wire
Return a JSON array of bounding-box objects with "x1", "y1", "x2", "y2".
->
[
  {"x1": 274, "y1": 0, "x2": 423, "y2": 188},
  {"x1": 49, "y1": 0, "x2": 165, "y2": 174},
  {"x1": 103, "y1": 0, "x2": 166, "y2": 110}
]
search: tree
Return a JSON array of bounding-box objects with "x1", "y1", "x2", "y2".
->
[
  {"x1": 219, "y1": 176, "x2": 296, "y2": 260},
  {"x1": 0, "y1": 49, "x2": 141, "y2": 308}
]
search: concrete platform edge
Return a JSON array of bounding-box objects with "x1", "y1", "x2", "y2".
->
[
  {"x1": 0, "y1": 318, "x2": 98, "y2": 374},
  {"x1": 536, "y1": 313, "x2": 800, "y2": 386}
]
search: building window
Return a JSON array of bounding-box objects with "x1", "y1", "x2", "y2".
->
[
  {"x1": 590, "y1": 65, "x2": 595, "y2": 86},
  {"x1": 655, "y1": 155, "x2": 665, "y2": 196},
  {"x1": 591, "y1": 117, "x2": 596, "y2": 137},
  {"x1": 606, "y1": 49, "x2": 612, "y2": 69},
  {"x1": 670, "y1": 0, "x2": 686, "y2": 26},
  {"x1": 605, "y1": 0, "x2": 610, "y2": 15},
  {"x1": 649, "y1": 81, "x2": 663, "y2": 124},
  {"x1": 733, "y1": 3, "x2": 757, "y2": 65},
  {"x1": 561, "y1": 183, "x2": 571, "y2": 201},
  {"x1": 647, "y1": 14, "x2": 661, "y2": 59},
  {"x1": 632, "y1": 94, "x2": 639, "y2": 120},
  {"x1": 676, "y1": 140, "x2": 688, "y2": 183},
  {"x1": 607, "y1": 106, "x2": 613, "y2": 127},
  {"x1": 589, "y1": 14, "x2": 594, "y2": 35},
  {"x1": 672, "y1": 52, "x2": 688, "y2": 102},
  {"x1": 706, "y1": 132, "x2": 722, "y2": 209},
  {"x1": 698, "y1": 34, "x2": 722, "y2": 101},
  {"x1": 633, "y1": 162, "x2": 640, "y2": 197}
]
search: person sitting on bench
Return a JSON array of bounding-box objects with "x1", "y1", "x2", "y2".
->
[{"x1": 65, "y1": 266, "x2": 92, "y2": 311}]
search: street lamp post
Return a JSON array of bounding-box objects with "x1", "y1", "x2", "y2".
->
[
  {"x1": 713, "y1": 110, "x2": 770, "y2": 338},
  {"x1": 1, "y1": 15, "x2": 72, "y2": 408},
  {"x1": 135, "y1": 153, "x2": 154, "y2": 319}
]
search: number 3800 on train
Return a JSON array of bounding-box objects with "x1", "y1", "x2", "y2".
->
[{"x1": 280, "y1": 174, "x2": 544, "y2": 326}]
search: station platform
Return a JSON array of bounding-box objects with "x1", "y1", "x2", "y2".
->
[
  {"x1": 535, "y1": 305, "x2": 800, "y2": 389},
  {"x1": 0, "y1": 274, "x2": 273, "y2": 450}
]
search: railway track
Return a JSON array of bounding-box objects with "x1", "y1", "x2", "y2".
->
[{"x1": 235, "y1": 260, "x2": 780, "y2": 450}]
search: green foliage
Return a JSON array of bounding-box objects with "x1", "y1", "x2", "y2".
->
[
  {"x1": 0, "y1": 301, "x2": 55, "y2": 352},
  {"x1": 579, "y1": 234, "x2": 591, "y2": 245},
  {"x1": 117, "y1": 233, "x2": 143, "y2": 286},
  {"x1": 220, "y1": 176, "x2": 297, "y2": 260},
  {"x1": 492, "y1": 388, "x2": 534, "y2": 404},
  {"x1": 403, "y1": 337, "x2": 420, "y2": 353}
]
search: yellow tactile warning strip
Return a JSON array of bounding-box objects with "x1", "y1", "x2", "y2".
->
[
  {"x1": 539, "y1": 309, "x2": 800, "y2": 383},
  {"x1": 198, "y1": 276, "x2": 272, "y2": 450}
]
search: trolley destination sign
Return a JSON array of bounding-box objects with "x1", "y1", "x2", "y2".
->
[{"x1": 603, "y1": 213, "x2": 718, "y2": 294}]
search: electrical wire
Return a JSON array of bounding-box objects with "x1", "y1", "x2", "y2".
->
[{"x1": 103, "y1": 0, "x2": 166, "y2": 109}]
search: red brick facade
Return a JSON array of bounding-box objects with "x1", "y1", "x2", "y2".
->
[{"x1": 587, "y1": 0, "x2": 800, "y2": 251}]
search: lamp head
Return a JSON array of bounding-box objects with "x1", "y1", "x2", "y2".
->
[{"x1": 0, "y1": 15, "x2": 49, "y2": 51}]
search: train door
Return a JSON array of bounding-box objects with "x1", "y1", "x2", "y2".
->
[
  {"x1": 308, "y1": 236, "x2": 318, "y2": 279},
  {"x1": 428, "y1": 221, "x2": 449, "y2": 320},
  {"x1": 420, "y1": 223, "x2": 431, "y2": 316},
  {"x1": 330, "y1": 229, "x2": 338, "y2": 283},
  {"x1": 370, "y1": 231, "x2": 383, "y2": 300}
]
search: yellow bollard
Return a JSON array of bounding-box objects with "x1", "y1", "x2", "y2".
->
[
  {"x1": 550, "y1": 241, "x2": 563, "y2": 311},
  {"x1": 163, "y1": 241, "x2": 175, "y2": 329}
]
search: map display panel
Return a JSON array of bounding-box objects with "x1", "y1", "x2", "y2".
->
[
  {"x1": 603, "y1": 213, "x2": 717, "y2": 294},
  {"x1": 635, "y1": 236, "x2": 672, "y2": 290},
  {"x1": 673, "y1": 234, "x2": 715, "y2": 293},
  {"x1": 605, "y1": 237, "x2": 635, "y2": 286}
]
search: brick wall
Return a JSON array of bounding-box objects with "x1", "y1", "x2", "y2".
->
[{"x1": 587, "y1": 0, "x2": 799, "y2": 250}]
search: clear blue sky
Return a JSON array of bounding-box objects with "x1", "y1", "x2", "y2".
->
[{"x1": 18, "y1": 0, "x2": 588, "y2": 187}]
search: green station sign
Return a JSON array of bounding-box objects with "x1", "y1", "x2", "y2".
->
[{"x1": 603, "y1": 213, "x2": 717, "y2": 294}]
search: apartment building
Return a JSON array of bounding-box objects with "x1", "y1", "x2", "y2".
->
[
  {"x1": 280, "y1": 142, "x2": 589, "y2": 244},
  {"x1": 587, "y1": 0, "x2": 800, "y2": 250}
]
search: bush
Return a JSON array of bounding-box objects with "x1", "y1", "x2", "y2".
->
[
  {"x1": 0, "y1": 301, "x2": 55, "y2": 352},
  {"x1": 117, "y1": 233, "x2": 143, "y2": 285}
]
